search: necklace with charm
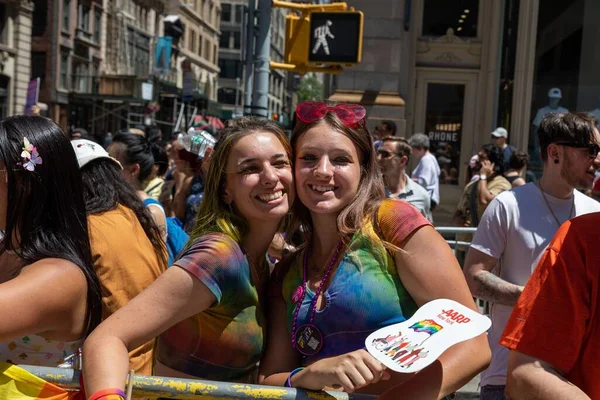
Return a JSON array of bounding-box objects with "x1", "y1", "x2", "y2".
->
[{"x1": 290, "y1": 241, "x2": 343, "y2": 356}]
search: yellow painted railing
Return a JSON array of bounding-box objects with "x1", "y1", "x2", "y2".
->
[{"x1": 19, "y1": 365, "x2": 376, "y2": 400}]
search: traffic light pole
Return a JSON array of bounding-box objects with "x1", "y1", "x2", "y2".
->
[{"x1": 252, "y1": 0, "x2": 272, "y2": 118}]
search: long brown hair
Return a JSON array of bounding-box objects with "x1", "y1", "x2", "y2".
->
[
  {"x1": 290, "y1": 109, "x2": 385, "y2": 243},
  {"x1": 189, "y1": 117, "x2": 292, "y2": 244}
]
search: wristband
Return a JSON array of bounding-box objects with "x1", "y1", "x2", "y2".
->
[
  {"x1": 284, "y1": 367, "x2": 305, "y2": 388},
  {"x1": 88, "y1": 388, "x2": 126, "y2": 400},
  {"x1": 479, "y1": 174, "x2": 487, "y2": 180}
]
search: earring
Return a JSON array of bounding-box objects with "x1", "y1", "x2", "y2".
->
[{"x1": 554, "y1": 159, "x2": 559, "y2": 164}]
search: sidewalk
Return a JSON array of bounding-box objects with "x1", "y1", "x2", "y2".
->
[{"x1": 455, "y1": 374, "x2": 480, "y2": 399}]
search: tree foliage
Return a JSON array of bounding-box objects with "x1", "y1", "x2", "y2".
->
[{"x1": 296, "y1": 75, "x2": 323, "y2": 102}]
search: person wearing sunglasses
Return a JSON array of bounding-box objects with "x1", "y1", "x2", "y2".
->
[
  {"x1": 464, "y1": 112, "x2": 600, "y2": 400},
  {"x1": 377, "y1": 136, "x2": 432, "y2": 222},
  {"x1": 260, "y1": 101, "x2": 490, "y2": 399}
]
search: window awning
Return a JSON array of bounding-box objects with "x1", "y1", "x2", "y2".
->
[{"x1": 327, "y1": 90, "x2": 405, "y2": 107}]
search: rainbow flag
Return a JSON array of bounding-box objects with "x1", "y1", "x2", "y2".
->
[
  {"x1": 409, "y1": 319, "x2": 444, "y2": 336},
  {"x1": 0, "y1": 362, "x2": 80, "y2": 399}
]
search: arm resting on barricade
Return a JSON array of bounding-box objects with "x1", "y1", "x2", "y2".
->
[{"x1": 18, "y1": 365, "x2": 376, "y2": 400}]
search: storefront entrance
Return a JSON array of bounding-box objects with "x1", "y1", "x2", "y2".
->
[{"x1": 413, "y1": 68, "x2": 479, "y2": 223}]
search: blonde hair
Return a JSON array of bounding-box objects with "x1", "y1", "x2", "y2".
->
[{"x1": 189, "y1": 117, "x2": 292, "y2": 244}]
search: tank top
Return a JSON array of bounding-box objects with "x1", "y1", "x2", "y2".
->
[{"x1": 0, "y1": 335, "x2": 82, "y2": 368}]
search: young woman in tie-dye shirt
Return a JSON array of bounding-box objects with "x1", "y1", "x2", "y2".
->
[
  {"x1": 259, "y1": 102, "x2": 491, "y2": 399},
  {"x1": 82, "y1": 117, "x2": 295, "y2": 398}
]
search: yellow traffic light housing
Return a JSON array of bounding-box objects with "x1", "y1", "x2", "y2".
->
[{"x1": 272, "y1": 1, "x2": 363, "y2": 75}]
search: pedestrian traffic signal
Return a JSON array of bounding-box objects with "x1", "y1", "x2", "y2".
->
[
  {"x1": 308, "y1": 11, "x2": 363, "y2": 65},
  {"x1": 273, "y1": 1, "x2": 363, "y2": 75}
]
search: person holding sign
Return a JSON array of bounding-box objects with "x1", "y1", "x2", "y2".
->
[{"x1": 260, "y1": 101, "x2": 490, "y2": 398}]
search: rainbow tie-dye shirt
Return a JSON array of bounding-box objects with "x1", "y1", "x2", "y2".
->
[
  {"x1": 274, "y1": 199, "x2": 431, "y2": 365},
  {"x1": 156, "y1": 233, "x2": 267, "y2": 382}
]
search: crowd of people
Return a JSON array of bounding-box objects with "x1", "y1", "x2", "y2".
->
[
  {"x1": 374, "y1": 112, "x2": 600, "y2": 400},
  {"x1": 0, "y1": 103, "x2": 597, "y2": 400}
]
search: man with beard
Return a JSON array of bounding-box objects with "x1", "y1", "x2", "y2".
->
[{"x1": 463, "y1": 112, "x2": 600, "y2": 400}]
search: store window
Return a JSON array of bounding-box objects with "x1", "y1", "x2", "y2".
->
[
  {"x1": 424, "y1": 83, "x2": 465, "y2": 185},
  {"x1": 527, "y1": 0, "x2": 598, "y2": 171},
  {"x1": 422, "y1": 0, "x2": 479, "y2": 38}
]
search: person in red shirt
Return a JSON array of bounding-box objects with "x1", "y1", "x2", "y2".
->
[{"x1": 501, "y1": 212, "x2": 600, "y2": 400}]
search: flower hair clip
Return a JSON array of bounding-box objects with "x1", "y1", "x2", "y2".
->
[{"x1": 21, "y1": 137, "x2": 42, "y2": 171}]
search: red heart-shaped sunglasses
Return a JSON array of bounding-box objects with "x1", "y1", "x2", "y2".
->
[{"x1": 296, "y1": 101, "x2": 366, "y2": 127}]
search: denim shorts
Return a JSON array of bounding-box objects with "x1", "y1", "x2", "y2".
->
[{"x1": 480, "y1": 384, "x2": 506, "y2": 400}]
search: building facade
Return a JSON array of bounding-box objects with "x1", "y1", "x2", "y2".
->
[
  {"x1": 217, "y1": 0, "x2": 291, "y2": 122},
  {"x1": 0, "y1": 0, "x2": 34, "y2": 118},
  {"x1": 326, "y1": 0, "x2": 600, "y2": 218},
  {"x1": 171, "y1": 0, "x2": 220, "y2": 102},
  {"x1": 31, "y1": 0, "x2": 170, "y2": 136}
]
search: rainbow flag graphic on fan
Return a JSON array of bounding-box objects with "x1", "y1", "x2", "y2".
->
[
  {"x1": 0, "y1": 362, "x2": 80, "y2": 399},
  {"x1": 409, "y1": 319, "x2": 444, "y2": 336}
]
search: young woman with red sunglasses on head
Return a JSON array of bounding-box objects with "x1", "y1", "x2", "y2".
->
[{"x1": 259, "y1": 101, "x2": 491, "y2": 399}]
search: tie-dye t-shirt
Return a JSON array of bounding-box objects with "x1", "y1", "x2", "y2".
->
[
  {"x1": 272, "y1": 199, "x2": 431, "y2": 365},
  {"x1": 156, "y1": 232, "x2": 267, "y2": 381}
]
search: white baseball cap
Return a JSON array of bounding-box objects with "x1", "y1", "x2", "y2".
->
[
  {"x1": 548, "y1": 87, "x2": 562, "y2": 98},
  {"x1": 71, "y1": 139, "x2": 122, "y2": 169},
  {"x1": 491, "y1": 127, "x2": 508, "y2": 138}
]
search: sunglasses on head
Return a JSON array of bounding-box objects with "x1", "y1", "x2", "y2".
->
[
  {"x1": 555, "y1": 142, "x2": 600, "y2": 158},
  {"x1": 296, "y1": 101, "x2": 366, "y2": 127}
]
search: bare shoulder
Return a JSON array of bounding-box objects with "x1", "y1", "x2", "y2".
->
[
  {"x1": 0, "y1": 258, "x2": 89, "y2": 340},
  {"x1": 18, "y1": 258, "x2": 87, "y2": 295}
]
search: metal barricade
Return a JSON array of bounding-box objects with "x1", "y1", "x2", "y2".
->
[
  {"x1": 434, "y1": 226, "x2": 477, "y2": 250},
  {"x1": 19, "y1": 364, "x2": 376, "y2": 400},
  {"x1": 16, "y1": 227, "x2": 486, "y2": 399},
  {"x1": 434, "y1": 226, "x2": 488, "y2": 315}
]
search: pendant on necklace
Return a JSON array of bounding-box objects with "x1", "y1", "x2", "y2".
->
[
  {"x1": 295, "y1": 324, "x2": 324, "y2": 356},
  {"x1": 291, "y1": 284, "x2": 305, "y2": 304}
]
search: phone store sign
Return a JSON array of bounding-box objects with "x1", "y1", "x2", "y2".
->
[{"x1": 428, "y1": 131, "x2": 459, "y2": 143}]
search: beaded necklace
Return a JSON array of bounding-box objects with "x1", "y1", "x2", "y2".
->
[{"x1": 290, "y1": 240, "x2": 343, "y2": 356}]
